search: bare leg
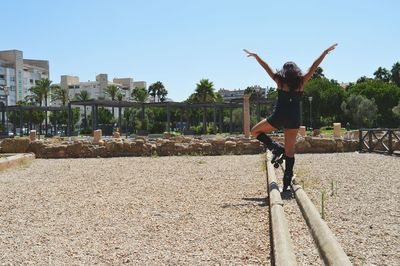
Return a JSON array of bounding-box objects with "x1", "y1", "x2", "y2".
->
[
  {"x1": 251, "y1": 119, "x2": 277, "y2": 136},
  {"x1": 283, "y1": 128, "x2": 299, "y2": 157},
  {"x1": 251, "y1": 119, "x2": 284, "y2": 159}
]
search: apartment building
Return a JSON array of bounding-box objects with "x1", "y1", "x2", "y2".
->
[
  {"x1": 218, "y1": 86, "x2": 267, "y2": 102},
  {"x1": 59, "y1": 74, "x2": 147, "y2": 102},
  {"x1": 0, "y1": 50, "x2": 49, "y2": 106}
]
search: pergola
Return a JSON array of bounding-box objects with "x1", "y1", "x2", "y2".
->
[
  {"x1": 0, "y1": 104, "x2": 66, "y2": 137},
  {"x1": 0, "y1": 98, "x2": 275, "y2": 137}
]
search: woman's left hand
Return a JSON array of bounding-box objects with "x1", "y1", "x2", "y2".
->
[{"x1": 243, "y1": 49, "x2": 258, "y2": 58}]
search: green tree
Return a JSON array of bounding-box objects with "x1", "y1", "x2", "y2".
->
[
  {"x1": 374, "y1": 67, "x2": 391, "y2": 82},
  {"x1": 51, "y1": 85, "x2": 69, "y2": 106},
  {"x1": 356, "y1": 76, "x2": 372, "y2": 84},
  {"x1": 132, "y1": 87, "x2": 148, "y2": 103},
  {"x1": 49, "y1": 108, "x2": 80, "y2": 132},
  {"x1": 104, "y1": 85, "x2": 120, "y2": 116},
  {"x1": 148, "y1": 81, "x2": 165, "y2": 102},
  {"x1": 302, "y1": 78, "x2": 345, "y2": 127},
  {"x1": 36, "y1": 78, "x2": 52, "y2": 108},
  {"x1": 148, "y1": 83, "x2": 157, "y2": 102},
  {"x1": 8, "y1": 101, "x2": 46, "y2": 132},
  {"x1": 26, "y1": 86, "x2": 44, "y2": 106},
  {"x1": 132, "y1": 87, "x2": 149, "y2": 130},
  {"x1": 347, "y1": 79, "x2": 400, "y2": 127},
  {"x1": 194, "y1": 79, "x2": 216, "y2": 133},
  {"x1": 311, "y1": 67, "x2": 325, "y2": 80},
  {"x1": 28, "y1": 78, "x2": 52, "y2": 134},
  {"x1": 74, "y1": 90, "x2": 91, "y2": 129},
  {"x1": 392, "y1": 101, "x2": 400, "y2": 120},
  {"x1": 194, "y1": 79, "x2": 215, "y2": 103},
  {"x1": 88, "y1": 107, "x2": 114, "y2": 125},
  {"x1": 341, "y1": 94, "x2": 378, "y2": 128},
  {"x1": 244, "y1": 85, "x2": 264, "y2": 101},
  {"x1": 391, "y1": 62, "x2": 400, "y2": 86},
  {"x1": 117, "y1": 92, "x2": 124, "y2": 101},
  {"x1": 158, "y1": 87, "x2": 168, "y2": 102}
]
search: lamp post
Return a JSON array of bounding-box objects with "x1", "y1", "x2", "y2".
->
[{"x1": 308, "y1": 96, "x2": 313, "y2": 129}]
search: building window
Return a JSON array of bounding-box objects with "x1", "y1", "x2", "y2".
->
[{"x1": 30, "y1": 79, "x2": 34, "y2": 84}]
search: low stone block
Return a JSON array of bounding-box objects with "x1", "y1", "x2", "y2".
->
[
  {"x1": 29, "y1": 130, "x2": 37, "y2": 141},
  {"x1": 0, "y1": 138, "x2": 30, "y2": 153},
  {"x1": 93, "y1": 129, "x2": 102, "y2": 144},
  {"x1": 299, "y1": 126, "x2": 306, "y2": 137},
  {"x1": 333, "y1": 123, "x2": 342, "y2": 138}
]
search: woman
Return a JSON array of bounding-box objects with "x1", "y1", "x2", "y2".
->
[{"x1": 244, "y1": 43, "x2": 337, "y2": 191}]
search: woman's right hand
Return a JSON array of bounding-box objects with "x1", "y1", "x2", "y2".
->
[
  {"x1": 325, "y1": 43, "x2": 338, "y2": 54},
  {"x1": 243, "y1": 49, "x2": 258, "y2": 58}
]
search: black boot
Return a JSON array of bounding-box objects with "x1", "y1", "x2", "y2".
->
[
  {"x1": 256, "y1": 133, "x2": 284, "y2": 157},
  {"x1": 283, "y1": 156, "x2": 295, "y2": 191}
]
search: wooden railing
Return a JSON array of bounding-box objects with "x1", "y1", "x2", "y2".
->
[{"x1": 358, "y1": 129, "x2": 400, "y2": 155}]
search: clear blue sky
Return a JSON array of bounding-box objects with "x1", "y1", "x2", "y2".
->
[{"x1": 2, "y1": 0, "x2": 399, "y2": 101}]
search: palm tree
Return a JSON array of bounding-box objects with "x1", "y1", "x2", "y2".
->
[
  {"x1": 26, "y1": 86, "x2": 44, "y2": 106},
  {"x1": 104, "y1": 85, "x2": 119, "y2": 116},
  {"x1": 75, "y1": 90, "x2": 91, "y2": 129},
  {"x1": 29, "y1": 78, "x2": 52, "y2": 135},
  {"x1": 153, "y1": 81, "x2": 165, "y2": 102},
  {"x1": 159, "y1": 87, "x2": 168, "y2": 102},
  {"x1": 117, "y1": 92, "x2": 124, "y2": 102},
  {"x1": 36, "y1": 78, "x2": 52, "y2": 107},
  {"x1": 195, "y1": 79, "x2": 215, "y2": 103},
  {"x1": 51, "y1": 85, "x2": 69, "y2": 106},
  {"x1": 195, "y1": 79, "x2": 216, "y2": 133},
  {"x1": 374, "y1": 67, "x2": 391, "y2": 82},
  {"x1": 148, "y1": 81, "x2": 165, "y2": 102},
  {"x1": 391, "y1": 62, "x2": 400, "y2": 86},
  {"x1": 132, "y1": 87, "x2": 149, "y2": 130},
  {"x1": 148, "y1": 83, "x2": 157, "y2": 102},
  {"x1": 311, "y1": 67, "x2": 325, "y2": 79},
  {"x1": 132, "y1": 87, "x2": 148, "y2": 103}
]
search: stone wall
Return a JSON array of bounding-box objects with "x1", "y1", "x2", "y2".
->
[{"x1": 0, "y1": 136, "x2": 360, "y2": 158}]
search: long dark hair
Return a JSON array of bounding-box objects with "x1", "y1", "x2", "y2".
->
[{"x1": 274, "y1": 61, "x2": 303, "y2": 91}]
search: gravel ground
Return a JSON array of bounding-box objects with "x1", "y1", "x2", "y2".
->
[
  {"x1": 293, "y1": 152, "x2": 400, "y2": 266},
  {"x1": 0, "y1": 155, "x2": 270, "y2": 265},
  {"x1": 1, "y1": 153, "x2": 398, "y2": 265}
]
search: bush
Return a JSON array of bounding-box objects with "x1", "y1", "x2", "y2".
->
[{"x1": 80, "y1": 128, "x2": 93, "y2": 135}]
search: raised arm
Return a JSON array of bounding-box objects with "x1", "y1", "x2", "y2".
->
[
  {"x1": 303, "y1": 43, "x2": 338, "y2": 83},
  {"x1": 243, "y1": 49, "x2": 276, "y2": 81}
]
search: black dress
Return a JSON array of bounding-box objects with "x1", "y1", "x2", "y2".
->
[{"x1": 267, "y1": 89, "x2": 302, "y2": 129}]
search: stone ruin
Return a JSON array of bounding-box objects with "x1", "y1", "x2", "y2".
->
[{"x1": 0, "y1": 132, "x2": 360, "y2": 159}]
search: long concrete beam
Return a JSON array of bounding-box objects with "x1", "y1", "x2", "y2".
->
[
  {"x1": 0, "y1": 153, "x2": 35, "y2": 171},
  {"x1": 266, "y1": 152, "x2": 297, "y2": 266},
  {"x1": 291, "y1": 182, "x2": 352, "y2": 266}
]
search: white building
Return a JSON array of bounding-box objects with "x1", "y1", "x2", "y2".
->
[
  {"x1": 56, "y1": 74, "x2": 147, "y2": 124},
  {"x1": 0, "y1": 50, "x2": 49, "y2": 106},
  {"x1": 218, "y1": 86, "x2": 267, "y2": 102},
  {"x1": 58, "y1": 74, "x2": 147, "y2": 102}
]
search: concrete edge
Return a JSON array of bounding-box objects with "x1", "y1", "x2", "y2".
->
[
  {"x1": 291, "y1": 182, "x2": 352, "y2": 266},
  {"x1": 0, "y1": 153, "x2": 35, "y2": 171},
  {"x1": 266, "y1": 151, "x2": 297, "y2": 266}
]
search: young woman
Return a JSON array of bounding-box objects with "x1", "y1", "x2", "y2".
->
[{"x1": 244, "y1": 43, "x2": 337, "y2": 191}]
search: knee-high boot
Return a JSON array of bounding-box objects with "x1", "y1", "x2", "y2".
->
[
  {"x1": 256, "y1": 133, "x2": 284, "y2": 155},
  {"x1": 283, "y1": 156, "x2": 295, "y2": 191}
]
